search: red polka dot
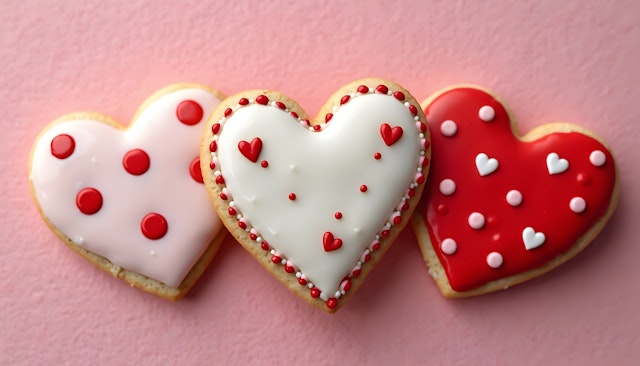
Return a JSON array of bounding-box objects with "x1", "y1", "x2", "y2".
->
[
  {"x1": 436, "y1": 204, "x2": 448, "y2": 215},
  {"x1": 360, "y1": 185, "x2": 368, "y2": 192},
  {"x1": 288, "y1": 193, "x2": 296, "y2": 201},
  {"x1": 374, "y1": 152, "x2": 382, "y2": 160},
  {"x1": 51, "y1": 134, "x2": 75, "y2": 159},
  {"x1": 176, "y1": 100, "x2": 204, "y2": 125},
  {"x1": 190, "y1": 157, "x2": 203, "y2": 183},
  {"x1": 261, "y1": 160, "x2": 269, "y2": 168},
  {"x1": 334, "y1": 212, "x2": 343, "y2": 220},
  {"x1": 123, "y1": 149, "x2": 150, "y2": 176},
  {"x1": 76, "y1": 187, "x2": 103, "y2": 215},
  {"x1": 141, "y1": 213, "x2": 168, "y2": 240}
]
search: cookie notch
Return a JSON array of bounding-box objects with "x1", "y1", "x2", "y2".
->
[
  {"x1": 29, "y1": 83, "x2": 227, "y2": 301},
  {"x1": 202, "y1": 79, "x2": 431, "y2": 312},
  {"x1": 412, "y1": 85, "x2": 620, "y2": 298}
]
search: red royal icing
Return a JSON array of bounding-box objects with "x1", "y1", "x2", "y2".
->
[
  {"x1": 323, "y1": 232, "x2": 343, "y2": 252},
  {"x1": 238, "y1": 137, "x2": 262, "y2": 163},
  {"x1": 176, "y1": 100, "x2": 204, "y2": 125},
  {"x1": 51, "y1": 134, "x2": 75, "y2": 159},
  {"x1": 76, "y1": 187, "x2": 103, "y2": 215},
  {"x1": 421, "y1": 87, "x2": 617, "y2": 292},
  {"x1": 122, "y1": 149, "x2": 150, "y2": 176},
  {"x1": 380, "y1": 123, "x2": 403, "y2": 146},
  {"x1": 140, "y1": 212, "x2": 168, "y2": 240}
]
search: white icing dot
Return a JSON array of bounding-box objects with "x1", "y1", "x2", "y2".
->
[
  {"x1": 72, "y1": 236, "x2": 84, "y2": 245},
  {"x1": 404, "y1": 102, "x2": 410, "y2": 107},
  {"x1": 589, "y1": 150, "x2": 606, "y2": 167},
  {"x1": 486, "y1": 252, "x2": 503, "y2": 268},
  {"x1": 440, "y1": 120, "x2": 458, "y2": 137},
  {"x1": 570, "y1": 197, "x2": 586, "y2": 213},
  {"x1": 354, "y1": 227, "x2": 361, "y2": 234},
  {"x1": 468, "y1": 212, "x2": 485, "y2": 229},
  {"x1": 320, "y1": 292, "x2": 328, "y2": 301},
  {"x1": 478, "y1": 105, "x2": 495, "y2": 122},
  {"x1": 150, "y1": 250, "x2": 156, "y2": 257},
  {"x1": 506, "y1": 190, "x2": 523, "y2": 206},
  {"x1": 439, "y1": 179, "x2": 456, "y2": 196},
  {"x1": 441, "y1": 238, "x2": 457, "y2": 255}
]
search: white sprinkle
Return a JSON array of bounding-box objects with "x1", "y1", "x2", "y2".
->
[
  {"x1": 441, "y1": 238, "x2": 457, "y2": 255},
  {"x1": 589, "y1": 150, "x2": 606, "y2": 167},
  {"x1": 486, "y1": 252, "x2": 503, "y2": 268},
  {"x1": 478, "y1": 105, "x2": 496, "y2": 122},
  {"x1": 439, "y1": 179, "x2": 456, "y2": 196},
  {"x1": 506, "y1": 190, "x2": 523, "y2": 206},
  {"x1": 440, "y1": 120, "x2": 458, "y2": 137},
  {"x1": 570, "y1": 197, "x2": 587, "y2": 213},
  {"x1": 468, "y1": 212, "x2": 485, "y2": 229}
]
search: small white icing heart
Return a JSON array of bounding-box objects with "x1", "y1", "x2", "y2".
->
[
  {"x1": 475, "y1": 153, "x2": 499, "y2": 176},
  {"x1": 546, "y1": 152, "x2": 569, "y2": 175},
  {"x1": 522, "y1": 227, "x2": 546, "y2": 250}
]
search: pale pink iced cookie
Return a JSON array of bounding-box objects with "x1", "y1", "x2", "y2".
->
[
  {"x1": 412, "y1": 85, "x2": 620, "y2": 298},
  {"x1": 202, "y1": 79, "x2": 430, "y2": 312},
  {"x1": 29, "y1": 84, "x2": 226, "y2": 300}
]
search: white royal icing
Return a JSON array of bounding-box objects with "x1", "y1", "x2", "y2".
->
[
  {"x1": 30, "y1": 87, "x2": 222, "y2": 287},
  {"x1": 215, "y1": 92, "x2": 422, "y2": 295}
]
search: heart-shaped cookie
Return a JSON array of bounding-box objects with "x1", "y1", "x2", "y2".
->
[
  {"x1": 202, "y1": 79, "x2": 430, "y2": 312},
  {"x1": 412, "y1": 86, "x2": 619, "y2": 297},
  {"x1": 29, "y1": 84, "x2": 226, "y2": 300}
]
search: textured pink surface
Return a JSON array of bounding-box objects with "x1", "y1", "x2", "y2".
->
[{"x1": 1, "y1": 0, "x2": 639, "y2": 364}]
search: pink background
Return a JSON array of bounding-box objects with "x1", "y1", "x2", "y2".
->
[{"x1": 2, "y1": 1, "x2": 639, "y2": 364}]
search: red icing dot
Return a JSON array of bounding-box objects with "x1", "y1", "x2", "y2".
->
[
  {"x1": 238, "y1": 221, "x2": 247, "y2": 230},
  {"x1": 577, "y1": 172, "x2": 591, "y2": 186},
  {"x1": 352, "y1": 268, "x2": 361, "y2": 277},
  {"x1": 249, "y1": 233, "x2": 257, "y2": 240},
  {"x1": 271, "y1": 255, "x2": 282, "y2": 264},
  {"x1": 176, "y1": 100, "x2": 204, "y2": 125},
  {"x1": 360, "y1": 185, "x2": 368, "y2": 193},
  {"x1": 51, "y1": 134, "x2": 75, "y2": 159},
  {"x1": 224, "y1": 108, "x2": 232, "y2": 118},
  {"x1": 220, "y1": 192, "x2": 227, "y2": 200},
  {"x1": 408, "y1": 105, "x2": 418, "y2": 115},
  {"x1": 209, "y1": 141, "x2": 217, "y2": 152},
  {"x1": 215, "y1": 175, "x2": 225, "y2": 184},
  {"x1": 334, "y1": 212, "x2": 343, "y2": 220},
  {"x1": 374, "y1": 152, "x2": 382, "y2": 160},
  {"x1": 212, "y1": 123, "x2": 221, "y2": 134},
  {"x1": 357, "y1": 85, "x2": 369, "y2": 93},
  {"x1": 313, "y1": 125, "x2": 321, "y2": 131},
  {"x1": 310, "y1": 288, "x2": 321, "y2": 298},
  {"x1": 260, "y1": 242, "x2": 270, "y2": 251},
  {"x1": 76, "y1": 187, "x2": 103, "y2": 215},
  {"x1": 140, "y1": 213, "x2": 168, "y2": 240},
  {"x1": 393, "y1": 216, "x2": 402, "y2": 225},
  {"x1": 209, "y1": 161, "x2": 216, "y2": 170},
  {"x1": 381, "y1": 230, "x2": 390, "y2": 238},
  {"x1": 298, "y1": 277, "x2": 308, "y2": 286},
  {"x1": 275, "y1": 101, "x2": 286, "y2": 110},
  {"x1": 340, "y1": 95, "x2": 350, "y2": 105},
  {"x1": 122, "y1": 149, "x2": 150, "y2": 176},
  {"x1": 189, "y1": 157, "x2": 203, "y2": 183},
  {"x1": 290, "y1": 111, "x2": 299, "y2": 119},
  {"x1": 289, "y1": 193, "x2": 297, "y2": 201},
  {"x1": 261, "y1": 160, "x2": 269, "y2": 168},
  {"x1": 436, "y1": 203, "x2": 448, "y2": 215},
  {"x1": 326, "y1": 298, "x2": 338, "y2": 309},
  {"x1": 284, "y1": 264, "x2": 295, "y2": 273},
  {"x1": 238, "y1": 98, "x2": 249, "y2": 105},
  {"x1": 228, "y1": 207, "x2": 236, "y2": 216}
]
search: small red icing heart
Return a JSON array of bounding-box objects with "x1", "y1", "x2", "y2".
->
[
  {"x1": 413, "y1": 86, "x2": 619, "y2": 297},
  {"x1": 323, "y1": 232, "x2": 343, "y2": 252},
  {"x1": 238, "y1": 137, "x2": 263, "y2": 162},
  {"x1": 380, "y1": 123, "x2": 403, "y2": 146}
]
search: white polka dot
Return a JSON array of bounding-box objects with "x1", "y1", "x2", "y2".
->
[
  {"x1": 439, "y1": 179, "x2": 456, "y2": 196},
  {"x1": 468, "y1": 212, "x2": 485, "y2": 229},
  {"x1": 486, "y1": 252, "x2": 503, "y2": 268},
  {"x1": 440, "y1": 120, "x2": 458, "y2": 137},
  {"x1": 479, "y1": 105, "x2": 495, "y2": 122},
  {"x1": 441, "y1": 238, "x2": 457, "y2": 255},
  {"x1": 570, "y1": 197, "x2": 586, "y2": 213},
  {"x1": 589, "y1": 150, "x2": 606, "y2": 167},
  {"x1": 506, "y1": 190, "x2": 523, "y2": 206}
]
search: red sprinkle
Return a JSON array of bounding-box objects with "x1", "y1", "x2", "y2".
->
[
  {"x1": 326, "y1": 298, "x2": 338, "y2": 309},
  {"x1": 334, "y1": 212, "x2": 343, "y2": 220},
  {"x1": 260, "y1": 160, "x2": 269, "y2": 168},
  {"x1": 360, "y1": 185, "x2": 368, "y2": 193},
  {"x1": 313, "y1": 125, "x2": 321, "y2": 131},
  {"x1": 249, "y1": 233, "x2": 257, "y2": 240},
  {"x1": 371, "y1": 242, "x2": 381, "y2": 251},
  {"x1": 393, "y1": 216, "x2": 402, "y2": 225},
  {"x1": 381, "y1": 230, "x2": 390, "y2": 238},
  {"x1": 418, "y1": 122, "x2": 427, "y2": 133},
  {"x1": 271, "y1": 255, "x2": 282, "y2": 264},
  {"x1": 209, "y1": 140, "x2": 217, "y2": 152},
  {"x1": 284, "y1": 264, "x2": 295, "y2": 273},
  {"x1": 275, "y1": 101, "x2": 286, "y2": 110},
  {"x1": 310, "y1": 288, "x2": 320, "y2": 298},
  {"x1": 375, "y1": 85, "x2": 389, "y2": 94},
  {"x1": 212, "y1": 123, "x2": 221, "y2": 134},
  {"x1": 256, "y1": 95, "x2": 269, "y2": 105},
  {"x1": 215, "y1": 175, "x2": 225, "y2": 184},
  {"x1": 401, "y1": 202, "x2": 410, "y2": 211},
  {"x1": 228, "y1": 207, "x2": 237, "y2": 216},
  {"x1": 238, "y1": 98, "x2": 249, "y2": 105},
  {"x1": 408, "y1": 105, "x2": 418, "y2": 115},
  {"x1": 238, "y1": 221, "x2": 247, "y2": 230},
  {"x1": 290, "y1": 111, "x2": 299, "y2": 119},
  {"x1": 393, "y1": 91, "x2": 405, "y2": 101},
  {"x1": 374, "y1": 152, "x2": 382, "y2": 160},
  {"x1": 224, "y1": 108, "x2": 232, "y2": 118},
  {"x1": 357, "y1": 85, "x2": 369, "y2": 93},
  {"x1": 421, "y1": 157, "x2": 430, "y2": 167},
  {"x1": 340, "y1": 95, "x2": 350, "y2": 105},
  {"x1": 408, "y1": 189, "x2": 416, "y2": 198},
  {"x1": 352, "y1": 268, "x2": 361, "y2": 277},
  {"x1": 342, "y1": 279, "x2": 352, "y2": 292},
  {"x1": 325, "y1": 113, "x2": 333, "y2": 123},
  {"x1": 288, "y1": 193, "x2": 296, "y2": 201},
  {"x1": 298, "y1": 278, "x2": 308, "y2": 286},
  {"x1": 260, "y1": 242, "x2": 270, "y2": 251},
  {"x1": 220, "y1": 193, "x2": 227, "y2": 200},
  {"x1": 416, "y1": 174, "x2": 426, "y2": 184}
]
